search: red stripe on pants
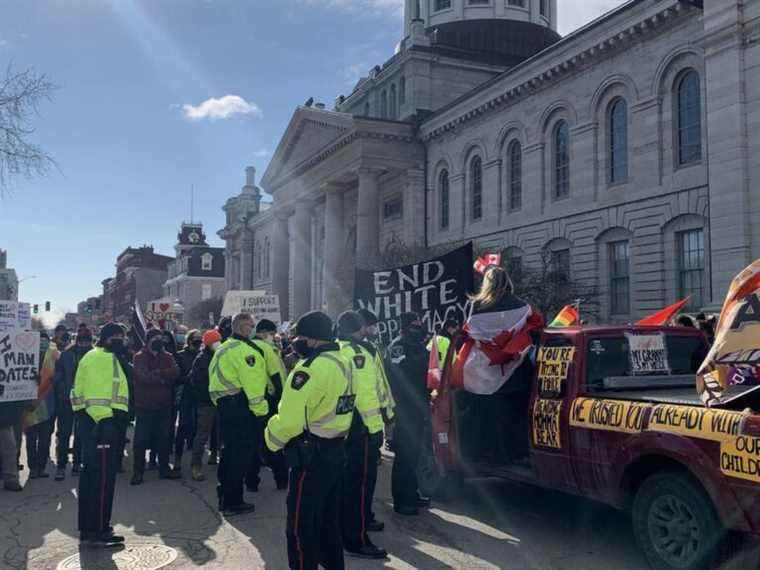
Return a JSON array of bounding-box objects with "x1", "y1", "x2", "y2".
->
[
  {"x1": 99, "y1": 445, "x2": 108, "y2": 533},
  {"x1": 294, "y1": 470, "x2": 307, "y2": 570},
  {"x1": 360, "y1": 436, "x2": 368, "y2": 546}
]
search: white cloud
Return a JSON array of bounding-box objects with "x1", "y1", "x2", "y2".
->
[
  {"x1": 181, "y1": 95, "x2": 262, "y2": 122},
  {"x1": 252, "y1": 148, "x2": 270, "y2": 158}
]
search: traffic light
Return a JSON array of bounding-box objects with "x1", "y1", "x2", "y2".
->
[
  {"x1": 33, "y1": 304, "x2": 39, "y2": 314},
  {"x1": 45, "y1": 301, "x2": 51, "y2": 312},
  {"x1": 86, "y1": 305, "x2": 93, "y2": 315}
]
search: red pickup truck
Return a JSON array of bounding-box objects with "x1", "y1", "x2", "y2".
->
[{"x1": 428, "y1": 325, "x2": 760, "y2": 570}]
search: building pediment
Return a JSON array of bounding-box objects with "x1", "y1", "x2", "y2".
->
[{"x1": 262, "y1": 106, "x2": 353, "y2": 192}]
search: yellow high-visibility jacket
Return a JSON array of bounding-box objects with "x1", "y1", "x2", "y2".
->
[
  {"x1": 71, "y1": 347, "x2": 129, "y2": 423},
  {"x1": 339, "y1": 340, "x2": 384, "y2": 435},
  {"x1": 208, "y1": 337, "x2": 269, "y2": 417}
]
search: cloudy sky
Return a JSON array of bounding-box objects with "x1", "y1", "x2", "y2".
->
[{"x1": 0, "y1": 0, "x2": 625, "y2": 324}]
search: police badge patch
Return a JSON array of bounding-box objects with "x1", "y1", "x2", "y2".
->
[
  {"x1": 353, "y1": 355, "x2": 366, "y2": 369},
  {"x1": 246, "y1": 355, "x2": 256, "y2": 367},
  {"x1": 292, "y1": 371, "x2": 310, "y2": 391}
]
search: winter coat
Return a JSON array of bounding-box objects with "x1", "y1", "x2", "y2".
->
[
  {"x1": 385, "y1": 333, "x2": 430, "y2": 427},
  {"x1": 190, "y1": 348, "x2": 214, "y2": 406},
  {"x1": 53, "y1": 346, "x2": 91, "y2": 409},
  {"x1": 133, "y1": 350, "x2": 179, "y2": 410}
]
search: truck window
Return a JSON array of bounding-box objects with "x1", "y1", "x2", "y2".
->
[{"x1": 585, "y1": 334, "x2": 706, "y2": 391}]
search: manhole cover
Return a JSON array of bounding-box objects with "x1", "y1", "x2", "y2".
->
[{"x1": 57, "y1": 544, "x2": 178, "y2": 570}]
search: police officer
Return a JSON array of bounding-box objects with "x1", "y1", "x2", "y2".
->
[
  {"x1": 265, "y1": 310, "x2": 355, "y2": 570},
  {"x1": 71, "y1": 322, "x2": 129, "y2": 547},
  {"x1": 357, "y1": 309, "x2": 396, "y2": 424},
  {"x1": 208, "y1": 313, "x2": 269, "y2": 516},
  {"x1": 386, "y1": 312, "x2": 432, "y2": 516},
  {"x1": 246, "y1": 319, "x2": 289, "y2": 491},
  {"x1": 337, "y1": 311, "x2": 388, "y2": 559}
]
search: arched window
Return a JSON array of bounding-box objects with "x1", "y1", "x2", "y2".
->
[
  {"x1": 439, "y1": 170, "x2": 450, "y2": 229},
  {"x1": 678, "y1": 70, "x2": 702, "y2": 166},
  {"x1": 470, "y1": 156, "x2": 483, "y2": 221},
  {"x1": 389, "y1": 84, "x2": 397, "y2": 119},
  {"x1": 399, "y1": 76, "x2": 406, "y2": 106},
  {"x1": 507, "y1": 140, "x2": 522, "y2": 211},
  {"x1": 553, "y1": 120, "x2": 569, "y2": 199},
  {"x1": 380, "y1": 91, "x2": 388, "y2": 119},
  {"x1": 609, "y1": 98, "x2": 628, "y2": 184}
]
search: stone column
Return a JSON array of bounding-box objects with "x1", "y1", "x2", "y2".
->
[
  {"x1": 271, "y1": 212, "x2": 290, "y2": 320},
  {"x1": 356, "y1": 167, "x2": 381, "y2": 267},
  {"x1": 403, "y1": 168, "x2": 426, "y2": 249},
  {"x1": 701, "y1": 0, "x2": 753, "y2": 307},
  {"x1": 324, "y1": 185, "x2": 347, "y2": 317},
  {"x1": 291, "y1": 201, "x2": 312, "y2": 319}
]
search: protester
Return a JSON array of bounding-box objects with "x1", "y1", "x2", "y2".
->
[
  {"x1": 386, "y1": 311, "x2": 432, "y2": 516},
  {"x1": 172, "y1": 329, "x2": 202, "y2": 476},
  {"x1": 114, "y1": 326, "x2": 135, "y2": 473},
  {"x1": 53, "y1": 329, "x2": 93, "y2": 480},
  {"x1": 209, "y1": 313, "x2": 268, "y2": 516},
  {"x1": 428, "y1": 318, "x2": 459, "y2": 365},
  {"x1": 53, "y1": 325, "x2": 71, "y2": 352},
  {"x1": 0, "y1": 397, "x2": 26, "y2": 491},
  {"x1": 264, "y1": 310, "x2": 355, "y2": 570},
  {"x1": 130, "y1": 329, "x2": 181, "y2": 485},
  {"x1": 248, "y1": 319, "x2": 289, "y2": 491},
  {"x1": 24, "y1": 332, "x2": 59, "y2": 479},
  {"x1": 73, "y1": 322, "x2": 130, "y2": 547},
  {"x1": 189, "y1": 329, "x2": 221, "y2": 481},
  {"x1": 338, "y1": 310, "x2": 388, "y2": 559}
]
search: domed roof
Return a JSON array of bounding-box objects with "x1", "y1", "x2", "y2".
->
[{"x1": 427, "y1": 19, "x2": 561, "y2": 67}]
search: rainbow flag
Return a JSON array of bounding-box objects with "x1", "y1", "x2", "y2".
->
[
  {"x1": 23, "y1": 346, "x2": 59, "y2": 429},
  {"x1": 636, "y1": 297, "x2": 691, "y2": 327},
  {"x1": 549, "y1": 305, "x2": 580, "y2": 328}
]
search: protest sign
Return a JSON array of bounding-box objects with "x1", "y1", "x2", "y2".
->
[
  {"x1": 0, "y1": 329, "x2": 40, "y2": 403},
  {"x1": 222, "y1": 291, "x2": 282, "y2": 325},
  {"x1": 626, "y1": 333, "x2": 670, "y2": 375},
  {"x1": 16, "y1": 303, "x2": 31, "y2": 330},
  {"x1": 354, "y1": 243, "x2": 474, "y2": 346}
]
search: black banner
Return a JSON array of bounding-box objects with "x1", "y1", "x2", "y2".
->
[{"x1": 354, "y1": 243, "x2": 474, "y2": 346}]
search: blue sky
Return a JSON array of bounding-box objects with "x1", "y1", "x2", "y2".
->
[{"x1": 0, "y1": 0, "x2": 623, "y2": 324}]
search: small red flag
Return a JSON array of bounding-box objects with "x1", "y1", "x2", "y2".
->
[
  {"x1": 427, "y1": 335, "x2": 442, "y2": 391},
  {"x1": 636, "y1": 297, "x2": 691, "y2": 326}
]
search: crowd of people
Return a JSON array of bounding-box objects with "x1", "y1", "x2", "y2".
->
[{"x1": 0, "y1": 302, "x2": 446, "y2": 569}]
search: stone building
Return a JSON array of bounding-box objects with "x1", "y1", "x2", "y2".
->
[
  {"x1": 220, "y1": 0, "x2": 759, "y2": 323},
  {"x1": 0, "y1": 249, "x2": 19, "y2": 302},
  {"x1": 107, "y1": 246, "x2": 173, "y2": 322},
  {"x1": 162, "y1": 222, "x2": 226, "y2": 326}
]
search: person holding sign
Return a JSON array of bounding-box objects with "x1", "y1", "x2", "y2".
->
[{"x1": 72, "y1": 322, "x2": 130, "y2": 548}]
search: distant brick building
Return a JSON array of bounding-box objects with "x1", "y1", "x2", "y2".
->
[{"x1": 108, "y1": 246, "x2": 173, "y2": 322}]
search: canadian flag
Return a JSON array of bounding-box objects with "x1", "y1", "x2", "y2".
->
[
  {"x1": 452, "y1": 302, "x2": 544, "y2": 394},
  {"x1": 473, "y1": 253, "x2": 502, "y2": 275}
]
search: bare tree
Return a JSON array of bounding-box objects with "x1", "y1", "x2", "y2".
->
[{"x1": 0, "y1": 64, "x2": 58, "y2": 197}]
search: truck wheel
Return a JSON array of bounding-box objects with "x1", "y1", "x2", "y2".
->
[{"x1": 632, "y1": 471, "x2": 722, "y2": 570}]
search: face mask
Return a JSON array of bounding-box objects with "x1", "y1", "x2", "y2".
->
[
  {"x1": 189, "y1": 340, "x2": 202, "y2": 351},
  {"x1": 293, "y1": 339, "x2": 312, "y2": 358},
  {"x1": 406, "y1": 325, "x2": 425, "y2": 340},
  {"x1": 76, "y1": 343, "x2": 91, "y2": 353},
  {"x1": 175, "y1": 335, "x2": 186, "y2": 346},
  {"x1": 40, "y1": 340, "x2": 50, "y2": 353},
  {"x1": 107, "y1": 339, "x2": 126, "y2": 354},
  {"x1": 150, "y1": 339, "x2": 164, "y2": 353}
]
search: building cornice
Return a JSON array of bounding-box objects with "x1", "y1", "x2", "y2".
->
[{"x1": 420, "y1": 1, "x2": 698, "y2": 142}]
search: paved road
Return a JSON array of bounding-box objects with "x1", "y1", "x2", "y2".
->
[{"x1": 0, "y1": 442, "x2": 665, "y2": 570}]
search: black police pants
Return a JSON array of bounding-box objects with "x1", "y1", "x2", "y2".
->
[
  {"x1": 217, "y1": 396, "x2": 255, "y2": 508},
  {"x1": 244, "y1": 414, "x2": 264, "y2": 490},
  {"x1": 342, "y1": 430, "x2": 381, "y2": 548},
  {"x1": 287, "y1": 439, "x2": 345, "y2": 570},
  {"x1": 391, "y1": 419, "x2": 422, "y2": 509},
  {"x1": 25, "y1": 419, "x2": 53, "y2": 473},
  {"x1": 78, "y1": 415, "x2": 119, "y2": 535},
  {"x1": 133, "y1": 408, "x2": 172, "y2": 475},
  {"x1": 246, "y1": 406, "x2": 288, "y2": 490},
  {"x1": 55, "y1": 407, "x2": 82, "y2": 468}
]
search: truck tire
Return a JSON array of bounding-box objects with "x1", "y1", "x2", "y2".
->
[{"x1": 632, "y1": 471, "x2": 722, "y2": 570}]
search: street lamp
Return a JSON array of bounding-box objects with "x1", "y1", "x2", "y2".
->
[{"x1": 18, "y1": 275, "x2": 38, "y2": 284}]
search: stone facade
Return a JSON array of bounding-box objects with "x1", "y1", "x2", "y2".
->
[
  {"x1": 0, "y1": 249, "x2": 18, "y2": 302},
  {"x1": 220, "y1": 0, "x2": 760, "y2": 322}
]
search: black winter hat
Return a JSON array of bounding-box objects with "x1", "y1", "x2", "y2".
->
[
  {"x1": 99, "y1": 322, "x2": 124, "y2": 343},
  {"x1": 146, "y1": 328, "x2": 164, "y2": 341},
  {"x1": 400, "y1": 312, "x2": 421, "y2": 330},
  {"x1": 256, "y1": 319, "x2": 277, "y2": 334},
  {"x1": 217, "y1": 316, "x2": 233, "y2": 339},
  {"x1": 357, "y1": 308, "x2": 379, "y2": 326},
  {"x1": 295, "y1": 311, "x2": 334, "y2": 342},
  {"x1": 337, "y1": 311, "x2": 364, "y2": 336}
]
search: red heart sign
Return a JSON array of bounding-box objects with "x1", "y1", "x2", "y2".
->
[
  {"x1": 15, "y1": 332, "x2": 38, "y2": 352},
  {"x1": 159, "y1": 303, "x2": 171, "y2": 313}
]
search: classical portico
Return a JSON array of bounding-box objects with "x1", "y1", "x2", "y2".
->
[{"x1": 262, "y1": 106, "x2": 425, "y2": 319}]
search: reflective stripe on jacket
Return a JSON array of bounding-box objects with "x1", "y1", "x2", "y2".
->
[
  {"x1": 339, "y1": 341, "x2": 384, "y2": 435},
  {"x1": 208, "y1": 338, "x2": 269, "y2": 417},
  {"x1": 70, "y1": 347, "x2": 129, "y2": 423},
  {"x1": 265, "y1": 345, "x2": 355, "y2": 452}
]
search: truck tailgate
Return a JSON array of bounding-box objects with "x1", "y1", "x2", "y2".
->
[{"x1": 598, "y1": 384, "x2": 760, "y2": 409}]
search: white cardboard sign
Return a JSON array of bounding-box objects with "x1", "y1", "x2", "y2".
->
[
  {"x1": 0, "y1": 329, "x2": 40, "y2": 403},
  {"x1": 222, "y1": 291, "x2": 281, "y2": 325}
]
